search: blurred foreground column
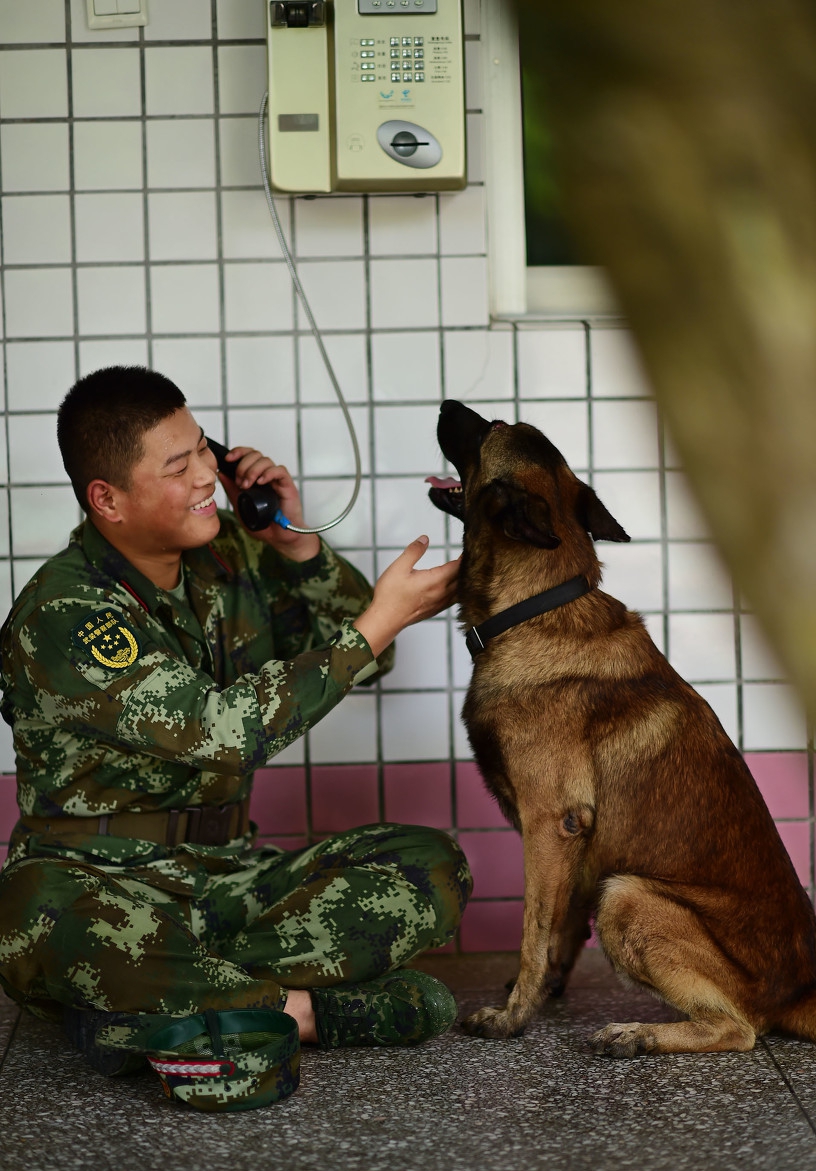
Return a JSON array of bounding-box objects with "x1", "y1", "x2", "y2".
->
[{"x1": 522, "y1": 0, "x2": 816, "y2": 718}]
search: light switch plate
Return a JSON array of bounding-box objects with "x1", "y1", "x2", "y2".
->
[{"x1": 86, "y1": 0, "x2": 148, "y2": 30}]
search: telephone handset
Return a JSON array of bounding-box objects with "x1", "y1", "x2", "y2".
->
[
  {"x1": 266, "y1": 0, "x2": 466, "y2": 193},
  {"x1": 207, "y1": 437, "x2": 289, "y2": 532}
]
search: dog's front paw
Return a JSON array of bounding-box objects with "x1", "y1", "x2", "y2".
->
[
  {"x1": 462, "y1": 1005, "x2": 526, "y2": 1039},
  {"x1": 588, "y1": 1022, "x2": 657, "y2": 1058}
]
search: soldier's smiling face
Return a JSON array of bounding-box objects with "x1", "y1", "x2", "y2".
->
[{"x1": 113, "y1": 407, "x2": 221, "y2": 556}]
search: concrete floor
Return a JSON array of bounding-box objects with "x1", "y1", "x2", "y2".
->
[{"x1": 2, "y1": 950, "x2": 816, "y2": 1171}]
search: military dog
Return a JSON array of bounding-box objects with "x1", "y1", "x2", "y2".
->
[{"x1": 428, "y1": 399, "x2": 816, "y2": 1055}]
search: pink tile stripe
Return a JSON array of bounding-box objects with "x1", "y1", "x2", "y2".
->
[
  {"x1": 0, "y1": 754, "x2": 812, "y2": 956},
  {"x1": 251, "y1": 768, "x2": 308, "y2": 836},
  {"x1": 745, "y1": 753, "x2": 809, "y2": 819},
  {"x1": 310, "y1": 765, "x2": 379, "y2": 834},
  {"x1": 455, "y1": 761, "x2": 509, "y2": 828},
  {"x1": 384, "y1": 762, "x2": 452, "y2": 828}
]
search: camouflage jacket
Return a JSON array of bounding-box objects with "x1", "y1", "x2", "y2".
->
[{"x1": 0, "y1": 513, "x2": 391, "y2": 879}]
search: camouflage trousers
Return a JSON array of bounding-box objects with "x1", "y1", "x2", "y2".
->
[{"x1": 0, "y1": 823, "x2": 472, "y2": 1023}]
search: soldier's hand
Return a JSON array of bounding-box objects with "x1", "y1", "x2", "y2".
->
[
  {"x1": 218, "y1": 446, "x2": 320, "y2": 562},
  {"x1": 353, "y1": 536, "x2": 460, "y2": 657}
]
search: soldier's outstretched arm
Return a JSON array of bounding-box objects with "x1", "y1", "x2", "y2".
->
[{"x1": 353, "y1": 536, "x2": 460, "y2": 658}]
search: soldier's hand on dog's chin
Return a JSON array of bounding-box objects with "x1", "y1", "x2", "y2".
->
[
  {"x1": 353, "y1": 535, "x2": 460, "y2": 658},
  {"x1": 218, "y1": 447, "x2": 321, "y2": 563}
]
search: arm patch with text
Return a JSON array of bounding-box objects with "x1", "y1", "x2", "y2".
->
[{"x1": 71, "y1": 609, "x2": 141, "y2": 670}]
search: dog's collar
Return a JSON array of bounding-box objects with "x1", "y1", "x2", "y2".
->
[{"x1": 464, "y1": 576, "x2": 593, "y2": 658}]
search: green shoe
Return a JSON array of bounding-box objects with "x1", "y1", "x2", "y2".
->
[
  {"x1": 62, "y1": 1007, "x2": 147, "y2": 1077},
  {"x1": 311, "y1": 969, "x2": 457, "y2": 1049}
]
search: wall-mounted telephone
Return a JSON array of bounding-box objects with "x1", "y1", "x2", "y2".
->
[
  {"x1": 207, "y1": 437, "x2": 288, "y2": 531},
  {"x1": 265, "y1": 0, "x2": 466, "y2": 193}
]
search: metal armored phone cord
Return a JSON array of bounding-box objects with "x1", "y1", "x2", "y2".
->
[{"x1": 257, "y1": 91, "x2": 363, "y2": 535}]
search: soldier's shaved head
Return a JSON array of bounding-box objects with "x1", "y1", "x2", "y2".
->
[{"x1": 58, "y1": 366, "x2": 187, "y2": 511}]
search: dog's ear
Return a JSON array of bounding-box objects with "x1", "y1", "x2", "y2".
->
[
  {"x1": 575, "y1": 482, "x2": 630, "y2": 543},
  {"x1": 482, "y1": 480, "x2": 561, "y2": 549}
]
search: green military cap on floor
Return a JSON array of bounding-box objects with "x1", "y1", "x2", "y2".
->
[{"x1": 97, "y1": 1007, "x2": 300, "y2": 1113}]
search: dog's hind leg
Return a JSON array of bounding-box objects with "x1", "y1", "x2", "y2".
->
[
  {"x1": 590, "y1": 875, "x2": 756, "y2": 1056},
  {"x1": 543, "y1": 885, "x2": 594, "y2": 998}
]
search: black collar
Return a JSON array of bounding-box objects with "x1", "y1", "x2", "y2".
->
[{"x1": 464, "y1": 576, "x2": 593, "y2": 658}]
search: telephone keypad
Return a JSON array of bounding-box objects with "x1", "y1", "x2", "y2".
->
[{"x1": 354, "y1": 33, "x2": 431, "y2": 85}]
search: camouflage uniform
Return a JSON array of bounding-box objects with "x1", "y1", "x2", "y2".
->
[{"x1": 0, "y1": 513, "x2": 471, "y2": 1025}]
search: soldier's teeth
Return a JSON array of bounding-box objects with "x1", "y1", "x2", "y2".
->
[{"x1": 191, "y1": 495, "x2": 214, "y2": 512}]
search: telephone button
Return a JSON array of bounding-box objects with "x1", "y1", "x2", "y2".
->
[{"x1": 415, "y1": 73, "x2": 425, "y2": 81}]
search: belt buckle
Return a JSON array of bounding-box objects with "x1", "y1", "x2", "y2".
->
[
  {"x1": 465, "y1": 626, "x2": 486, "y2": 658},
  {"x1": 185, "y1": 805, "x2": 232, "y2": 847}
]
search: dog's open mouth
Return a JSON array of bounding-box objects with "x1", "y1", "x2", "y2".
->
[{"x1": 426, "y1": 475, "x2": 464, "y2": 521}]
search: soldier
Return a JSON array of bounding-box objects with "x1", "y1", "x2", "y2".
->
[{"x1": 0, "y1": 366, "x2": 471, "y2": 1112}]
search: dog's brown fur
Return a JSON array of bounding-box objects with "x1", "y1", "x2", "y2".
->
[{"x1": 429, "y1": 400, "x2": 816, "y2": 1056}]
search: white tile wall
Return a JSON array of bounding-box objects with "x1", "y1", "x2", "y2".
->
[
  {"x1": 2, "y1": 195, "x2": 72, "y2": 265},
  {"x1": 369, "y1": 259, "x2": 439, "y2": 329},
  {"x1": 295, "y1": 197, "x2": 365, "y2": 259},
  {"x1": 73, "y1": 48, "x2": 141, "y2": 118},
  {"x1": 148, "y1": 192, "x2": 218, "y2": 261},
  {"x1": 309, "y1": 693, "x2": 378, "y2": 763},
  {"x1": 75, "y1": 193, "x2": 145, "y2": 263},
  {"x1": 143, "y1": 0, "x2": 212, "y2": 41},
  {"x1": 301, "y1": 478, "x2": 373, "y2": 548},
  {"x1": 381, "y1": 691, "x2": 451, "y2": 760},
  {"x1": 301, "y1": 406, "x2": 370, "y2": 477},
  {"x1": 0, "y1": 49, "x2": 68, "y2": 118},
  {"x1": 152, "y1": 339, "x2": 223, "y2": 405},
  {"x1": 600, "y1": 542, "x2": 664, "y2": 614},
  {"x1": 145, "y1": 47, "x2": 214, "y2": 116},
  {"x1": 152, "y1": 264, "x2": 220, "y2": 334},
  {"x1": 298, "y1": 334, "x2": 368, "y2": 405},
  {"x1": 4, "y1": 269, "x2": 74, "y2": 338},
  {"x1": 0, "y1": 0, "x2": 66, "y2": 42},
  {"x1": 0, "y1": 1, "x2": 807, "y2": 780},
  {"x1": 373, "y1": 331, "x2": 441, "y2": 402},
  {"x1": 517, "y1": 327, "x2": 586, "y2": 399},
  {"x1": 77, "y1": 267, "x2": 147, "y2": 336},
  {"x1": 443, "y1": 327, "x2": 513, "y2": 401},
  {"x1": 74, "y1": 121, "x2": 144, "y2": 191},
  {"x1": 591, "y1": 471, "x2": 662, "y2": 541},
  {"x1": 0, "y1": 124, "x2": 70, "y2": 192},
  {"x1": 147, "y1": 120, "x2": 217, "y2": 190}
]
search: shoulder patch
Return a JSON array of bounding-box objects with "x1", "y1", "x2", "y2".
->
[{"x1": 71, "y1": 609, "x2": 141, "y2": 670}]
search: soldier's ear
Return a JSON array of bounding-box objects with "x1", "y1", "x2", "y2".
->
[{"x1": 87, "y1": 480, "x2": 123, "y2": 524}]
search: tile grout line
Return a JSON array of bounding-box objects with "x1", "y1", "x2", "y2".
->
[{"x1": 759, "y1": 1037, "x2": 816, "y2": 1139}]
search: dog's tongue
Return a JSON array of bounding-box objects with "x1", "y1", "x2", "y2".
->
[{"x1": 425, "y1": 476, "x2": 461, "y2": 490}]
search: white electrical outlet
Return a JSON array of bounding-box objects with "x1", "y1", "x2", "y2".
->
[{"x1": 86, "y1": 0, "x2": 148, "y2": 30}]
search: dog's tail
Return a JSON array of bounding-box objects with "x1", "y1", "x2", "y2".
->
[{"x1": 775, "y1": 988, "x2": 816, "y2": 1042}]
